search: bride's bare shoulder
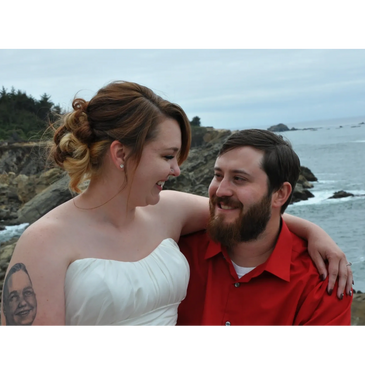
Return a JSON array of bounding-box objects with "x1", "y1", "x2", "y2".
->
[{"x1": 16, "y1": 201, "x2": 77, "y2": 252}]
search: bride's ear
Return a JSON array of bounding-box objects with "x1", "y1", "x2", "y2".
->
[{"x1": 109, "y1": 141, "x2": 130, "y2": 170}]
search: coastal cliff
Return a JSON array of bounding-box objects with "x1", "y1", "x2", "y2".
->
[
  {"x1": 0, "y1": 129, "x2": 317, "y2": 226},
  {"x1": 0, "y1": 129, "x2": 364, "y2": 325}
]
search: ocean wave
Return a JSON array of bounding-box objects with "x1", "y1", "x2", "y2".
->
[
  {"x1": 0, "y1": 223, "x2": 29, "y2": 245},
  {"x1": 293, "y1": 190, "x2": 365, "y2": 206}
]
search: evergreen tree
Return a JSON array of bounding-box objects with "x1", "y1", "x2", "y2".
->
[
  {"x1": 190, "y1": 116, "x2": 201, "y2": 127},
  {"x1": 0, "y1": 87, "x2": 63, "y2": 141}
]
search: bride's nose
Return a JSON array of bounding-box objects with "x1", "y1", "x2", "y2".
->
[{"x1": 170, "y1": 164, "x2": 181, "y2": 177}]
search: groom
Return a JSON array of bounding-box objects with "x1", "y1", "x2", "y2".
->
[{"x1": 177, "y1": 129, "x2": 352, "y2": 325}]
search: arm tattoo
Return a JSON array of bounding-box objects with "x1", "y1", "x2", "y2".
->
[{"x1": 2, "y1": 263, "x2": 37, "y2": 325}]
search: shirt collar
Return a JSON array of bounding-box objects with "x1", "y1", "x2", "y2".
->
[{"x1": 205, "y1": 218, "x2": 293, "y2": 282}]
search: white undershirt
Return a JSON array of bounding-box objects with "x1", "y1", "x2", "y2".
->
[{"x1": 231, "y1": 260, "x2": 256, "y2": 279}]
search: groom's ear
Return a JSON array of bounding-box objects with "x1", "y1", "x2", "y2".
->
[{"x1": 271, "y1": 182, "x2": 292, "y2": 209}]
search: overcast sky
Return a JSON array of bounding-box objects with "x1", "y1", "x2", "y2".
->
[{"x1": 1, "y1": 49, "x2": 364, "y2": 130}]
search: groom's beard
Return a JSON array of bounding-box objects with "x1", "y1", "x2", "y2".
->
[{"x1": 207, "y1": 193, "x2": 272, "y2": 249}]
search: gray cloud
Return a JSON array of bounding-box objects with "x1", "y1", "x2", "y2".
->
[{"x1": 0, "y1": 49, "x2": 364, "y2": 129}]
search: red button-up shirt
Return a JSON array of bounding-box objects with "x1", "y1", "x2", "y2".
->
[{"x1": 177, "y1": 221, "x2": 352, "y2": 325}]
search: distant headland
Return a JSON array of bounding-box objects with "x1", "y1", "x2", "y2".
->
[{"x1": 267, "y1": 119, "x2": 365, "y2": 132}]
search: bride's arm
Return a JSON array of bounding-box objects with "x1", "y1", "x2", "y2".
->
[
  {"x1": 283, "y1": 213, "x2": 352, "y2": 299},
  {"x1": 159, "y1": 190, "x2": 209, "y2": 236}
]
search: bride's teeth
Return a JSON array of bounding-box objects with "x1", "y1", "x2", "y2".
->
[{"x1": 157, "y1": 181, "x2": 165, "y2": 187}]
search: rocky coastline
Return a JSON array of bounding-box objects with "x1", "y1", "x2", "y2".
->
[{"x1": 0, "y1": 128, "x2": 364, "y2": 325}]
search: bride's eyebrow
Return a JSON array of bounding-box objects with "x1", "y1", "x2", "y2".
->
[{"x1": 161, "y1": 147, "x2": 180, "y2": 153}]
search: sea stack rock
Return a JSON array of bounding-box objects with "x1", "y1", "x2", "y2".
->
[
  {"x1": 268, "y1": 123, "x2": 290, "y2": 132},
  {"x1": 329, "y1": 190, "x2": 354, "y2": 199}
]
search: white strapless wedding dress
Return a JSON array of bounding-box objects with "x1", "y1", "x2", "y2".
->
[{"x1": 64, "y1": 238, "x2": 189, "y2": 325}]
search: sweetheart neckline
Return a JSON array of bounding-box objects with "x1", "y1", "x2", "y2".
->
[{"x1": 67, "y1": 238, "x2": 178, "y2": 268}]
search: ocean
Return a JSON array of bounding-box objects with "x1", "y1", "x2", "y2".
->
[
  {"x1": 0, "y1": 223, "x2": 29, "y2": 244},
  {"x1": 1, "y1": 116, "x2": 364, "y2": 292},
  {"x1": 281, "y1": 117, "x2": 365, "y2": 292}
]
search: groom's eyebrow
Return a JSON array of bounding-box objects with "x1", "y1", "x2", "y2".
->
[{"x1": 214, "y1": 166, "x2": 251, "y2": 176}]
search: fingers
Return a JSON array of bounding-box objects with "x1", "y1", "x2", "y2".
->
[
  {"x1": 335, "y1": 256, "x2": 348, "y2": 299},
  {"x1": 310, "y1": 250, "x2": 328, "y2": 282},
  {"x1": 327, "y1": 254, "x2": 354, "y2": 299},
  {"x1": 326, "y1": 254, "x2": 340, "y2": 296},
  {"x1": 345, "y1": 265, "x2": 354, "y2": 298},
  {"x1": 307, "y1": 237, "x2": 353, "y2": 299}
]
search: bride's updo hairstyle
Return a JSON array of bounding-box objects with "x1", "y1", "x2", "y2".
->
[{"x1": 50, "y1": 81, "x2": 191, "y2": 193}]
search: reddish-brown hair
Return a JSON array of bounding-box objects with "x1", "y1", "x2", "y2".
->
[{"x1": 50, "y1": 81, "x2": 191, "y2": 192}]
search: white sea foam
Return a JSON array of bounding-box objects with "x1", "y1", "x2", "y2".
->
[
  {"x1": 315, "y1": 180, "x2": 337, "y2": 184},
  {"x1": 0, "y1": 223, "x2": 29, "y2": 245},
  {"x1": 293, "y1": 190, "x2": 365, "y2": 206}
]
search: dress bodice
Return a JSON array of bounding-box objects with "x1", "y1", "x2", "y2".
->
[{"x1": 64, "y1": 238, "x2": 189, "y2": 325}]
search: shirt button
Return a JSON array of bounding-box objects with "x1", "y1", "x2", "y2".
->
[
  {"x1": 234, "y1": 283, "x2": 240, "y2": 287},
  {"x1": 225, "y1": 321, "x2": 231, "y2": 326}
]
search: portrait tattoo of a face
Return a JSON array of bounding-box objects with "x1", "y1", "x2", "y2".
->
[{"x1": 2, "y1": 263, "x2": 37, "y2": 325}]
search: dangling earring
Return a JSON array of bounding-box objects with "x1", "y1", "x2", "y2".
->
[{"x1": 120, "y1": 164, "x2": 124, "y2": 169}]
